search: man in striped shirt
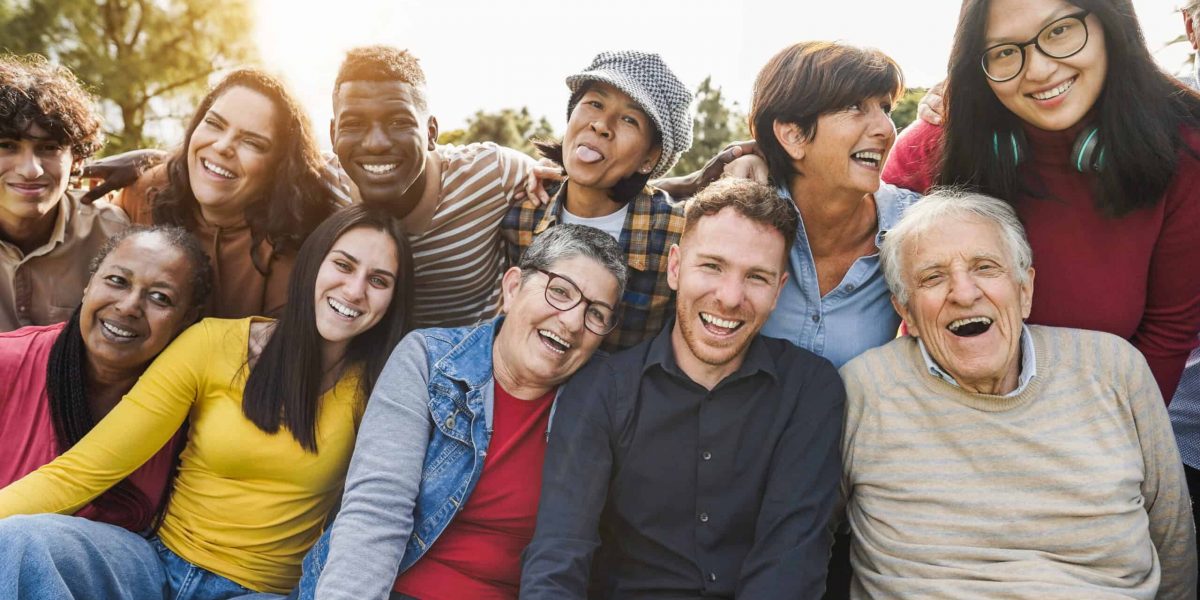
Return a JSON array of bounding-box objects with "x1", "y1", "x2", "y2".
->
[{"x1": 330, "y1": 46, "x2": 534, "y2": 327}]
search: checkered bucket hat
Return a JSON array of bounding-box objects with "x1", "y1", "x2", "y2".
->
[{"x1": 566, "y1": 50, "x2": 694, "y2": 179}]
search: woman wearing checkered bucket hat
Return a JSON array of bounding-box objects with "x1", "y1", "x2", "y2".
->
[{"x1": 501, "y1": 50, "x2": 694, "y2": 352}]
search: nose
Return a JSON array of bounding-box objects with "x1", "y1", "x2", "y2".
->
[
  {"x1": 946, "y1": 269, "x2": 984, "y2": 306},
  {"x1": 211, "y1": 130, "x2": 237, "y2": 156},
  {"x1": 712, "y1": 273, "x2": 747, "y2": 311},
  {"x1": 362, "y1": 122, "x2": 391, "y2": 153},
  {"x1": 868, "y1": 106, "x2": 897, "y2": 143},
  {"x1": 1022, "y1": 44, "x2": 1057, "y2": 83},
  {"x1": 113, "y1": 289, "x2": 144, "y2": 317},
  {"x1": 557, "y1": 301, "x2": 588, "y2": 334},
  {"x1": 589, "y1": 119, "x2": 612, "y2": 139},
  {"x1": 14, "y1": 145, "x2": 43, "y2": 179},
  {"x1": 342, "y1": 274, "x2": 368, "y2": 302}
]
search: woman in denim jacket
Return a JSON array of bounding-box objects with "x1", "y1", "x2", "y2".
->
[{"x1": 295, "y1": 224, "x2": 627, "y2": 600}]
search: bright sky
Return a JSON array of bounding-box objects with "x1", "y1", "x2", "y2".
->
[{"x1": 253, "y1": 0, "x2": 1189, "y2": 149}]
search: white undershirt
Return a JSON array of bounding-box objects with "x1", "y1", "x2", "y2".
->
[{"x1": 560, "y1": 204, "x2": 629, "y2": 241}]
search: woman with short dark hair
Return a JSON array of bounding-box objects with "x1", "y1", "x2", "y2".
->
[{"x1": 747, "y1": 41, "x2": 921, "y2": 368}]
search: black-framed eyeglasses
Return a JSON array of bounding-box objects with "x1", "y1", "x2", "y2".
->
[
  {"x1": 980, "y1": 10, "x2": 1091, "y2": 83},
  {"x1": 535, "y1": 268, "x2": 619, "y2": 335}
]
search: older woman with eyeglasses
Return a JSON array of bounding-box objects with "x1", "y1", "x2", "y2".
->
[
  {"x1": 290, "y1": 224, "x2": 626, "y2": 600},
  {"x1": 883, "y1": 0, "x2": 1200, "y2": 403}
]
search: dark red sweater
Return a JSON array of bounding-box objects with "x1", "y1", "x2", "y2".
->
[{"x1": 884, "y1": 119, "x2": 1200, "y2": 402}]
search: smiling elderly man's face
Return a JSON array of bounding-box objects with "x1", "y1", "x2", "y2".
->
[{"x1": 893, "y1": 215, "x2": 1034, "y2": 395}]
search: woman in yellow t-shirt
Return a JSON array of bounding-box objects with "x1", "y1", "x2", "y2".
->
[{"x1": 0, "y1": 204, "x2": 414, "y2": 599}]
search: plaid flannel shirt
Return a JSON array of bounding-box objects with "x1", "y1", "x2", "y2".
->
[{"x1": 501, "y1": 182, "x2": 685, "y2": 352}]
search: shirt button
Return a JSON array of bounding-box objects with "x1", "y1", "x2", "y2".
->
[
  {"x1": 811, "y1": 314, "x2": 820, "y2": 323},
  {"x1": 708, "y1": 573, "x2": 717, "y2": 582},
  {"x1": 699, "y1": 512, "x2": 709, "y2": 523},
  {"x1": 846, "y1": 284, "x2": 855, "y2": 291},
  {"x1": 445, "y1": 415, "x2": 456, "y2": 428},
  {"x1": 701, "y1": 451, "x2": 712, "y2": 461}
]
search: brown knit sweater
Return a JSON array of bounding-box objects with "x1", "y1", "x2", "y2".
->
[{"x1": 839, "y1": 325, "x2": 1196, "y2": 599}]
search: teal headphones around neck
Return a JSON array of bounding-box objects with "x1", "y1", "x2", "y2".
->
[{"x1": 991, "y1": 125, "x2": 1106, "y2": 173}]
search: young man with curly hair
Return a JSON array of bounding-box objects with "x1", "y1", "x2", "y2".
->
[{"x1": 0, "y1": 55, "x2": 128, "y2": 331}]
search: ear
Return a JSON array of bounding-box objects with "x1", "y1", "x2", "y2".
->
[
  {"x1": 772, "y1": 120, "x2": 808, "y2": 161},
  {"x1": 892, "y1": 294, "x2": 919, "y2": 338},
  {"x1": 426, "y1": 115, "x2": 439, "y2": 152},
  {"x1": 499, "y1": 266, "x2": 523, "y2": 313},
  {"x1": 1019, "y1": 266, "x2": 1035, "y2": 319},
  {"x1": 1186, "y1": 10, "x2": 1200, "y2": 51},
  {"x1": 666, "y1": 243, "x2": 681, "y2": 292},
  {"x1": 329, "y1": 118, "x2": 336, "y2": 148},
  {"x1": 639, "y1": 145, "x2": 663, "y2": 175},
  {"x1": 767, "y1": 269, "x2": 788, "y2": 313}
]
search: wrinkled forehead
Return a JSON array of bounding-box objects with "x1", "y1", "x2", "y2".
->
[{"x1": 526, "y1": 255, "x2": 621, "y2": 304}]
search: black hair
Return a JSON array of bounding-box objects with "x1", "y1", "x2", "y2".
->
[
  {"x1": 241, "y1": 204, "x2": 414, "y2": 452},
  {"x1": 0, "y1": 54, "x2": 104, "y2": 159},
  {"x1": 46, "y1": 225, "x2": 212, "y2": 533},
  {"x1": 333, "y1": 45, "x2": 428, "y2": 111},
  {"x1": 939, "y1": 0, "x2": 1200, "y2": 217}
]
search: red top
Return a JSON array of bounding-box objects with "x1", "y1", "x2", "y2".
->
[
  {"x1": 392, "y1": 382, "x2": 555, "y2": 599},
  {"x1": 0, "y1": 323, "x2": 179, "y2": 531},
  {"x1": 884, "y1": 119, "x2": 1200, "y2": 401}
]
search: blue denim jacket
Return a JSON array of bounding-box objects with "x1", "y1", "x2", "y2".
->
[{"x1": 293, "y1": 316, "x2": 556, "y2": 598}]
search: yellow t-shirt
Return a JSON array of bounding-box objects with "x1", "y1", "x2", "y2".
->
[{"x1": 0, "y1": 317, "x2": 364, "y2": 593}]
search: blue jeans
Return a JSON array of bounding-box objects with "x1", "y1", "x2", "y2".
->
[{"x1": 0, "y1": 514, "x2": 284, "y2": 600}]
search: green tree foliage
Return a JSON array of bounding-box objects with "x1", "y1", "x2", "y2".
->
[
  {"x1": 0, "y1": 0, "x2": 256, "y2": 153},
  {"x1": 890, "y1": 87, "x2": 928, "y2": 132},
  {"x1": 669, "y1": 76, "x2": 750, "y2": 177},
  {"x1": 437, "y1": 107, "x2": 555, "y2": 157}
]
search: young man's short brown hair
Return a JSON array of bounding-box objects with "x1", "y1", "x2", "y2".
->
[
  {"x1": 682, "y1": 178, "x2": 798, "y2": 254},
  {"x1": 0, "y1": 54, "x2": 104, "y2": 159}
]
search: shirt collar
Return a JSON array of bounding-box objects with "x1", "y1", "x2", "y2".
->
[
  {"x1": 642, "y1": 318, "x2": 779, "y2": 386},
  {"x1": 0, "y1": 192, "x2": 73, "y2": 258},
  {"x1": 917, "y1": 324, "x2": 1037, "y2": 397}
]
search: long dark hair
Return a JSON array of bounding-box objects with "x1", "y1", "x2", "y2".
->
[
  {"x1": 939, "y1": 0, "x2": 1200, "y2": 217},
  {"x1": 153, "y1": 68, "x2": 338, "y2": 271},
  {"x1": 241, "y1": 204, "x2": 414, "y2": 452},
  {"x1": 533, "y1": 85, "x2": 661, "y2": 204},
  {"x1": 46, "y1": 226, "x2": 212, "y2": 532}
]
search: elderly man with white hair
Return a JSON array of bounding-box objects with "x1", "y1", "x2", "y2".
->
[{"x1": 838, "y1": 190, "x2": 1197, "y2": 599}]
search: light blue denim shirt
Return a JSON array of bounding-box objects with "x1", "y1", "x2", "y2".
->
[
  {"x1": 761, "y1": 183, "x2": 920, "y2": 367},
  {"x1": 917, "y1": 325, "x2": 1037, "y2": 397}
]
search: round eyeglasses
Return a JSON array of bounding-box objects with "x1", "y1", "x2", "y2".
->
[
  {"x1": 980, "y1": 10, "x2": 1091, "y2": 83},
  {"x1": 535, "y1": 268, "x2": 619, "y2": 336}
]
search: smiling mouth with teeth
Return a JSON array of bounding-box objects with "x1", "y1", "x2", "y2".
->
[
  {"x1": 851, "y1": 150, "x2": 883, "y2": 168},
  {"x1": 947, "y1": 316, "x2": 993, "y2": 337},
  {"x1": 1030, "y1": 77, "x2": 1075, "y2": 101},
  {"x1": 201, "y1": 159, "x2": 237, "y2": 180},
  {"x1": 700, "y1": 312, "x2": 744, "y2": 335},
  {"x1": 538, "y1": 329, "x2": 571, "y2": 354},
  {"x1": 328, "y1": 297, "x2": 363, "y2": 319},
  {"x1": 359, "y1": 163, "x2": 399, "y2": 175},
  {"x1": 101, "y1": 320, "x2": 138, "y2": 339}
]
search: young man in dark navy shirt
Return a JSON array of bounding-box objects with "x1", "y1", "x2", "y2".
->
[{"x1": 522, "y1": 178, "x2": 845, "y2": 599}]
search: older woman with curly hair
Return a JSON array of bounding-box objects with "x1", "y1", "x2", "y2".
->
[{"x1": 116, "y1": 68, "x2": 343, "y2": 319}]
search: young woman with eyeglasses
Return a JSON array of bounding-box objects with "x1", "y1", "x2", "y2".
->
[
  {"x1": 291, "y1": 224, "x2": 627, "y2": 600},
  {"x1": 883, "y1": 0, "x2": 1200, "y2": 404}
]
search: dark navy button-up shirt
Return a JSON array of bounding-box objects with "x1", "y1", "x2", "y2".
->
[{"x1": 521, "y1": 322, "x2": 846, "y2": 599}]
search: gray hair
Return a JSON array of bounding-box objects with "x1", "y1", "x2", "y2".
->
[
  {"x1": 518, "y1": 224, "x2": 628, "y2": 299},
  {"x1": 880, "y1": 189, "x2": 1032, "y2": 306},
  {"x1": 1186, "y1": 0, "x2": 1200, "y2": 18}
]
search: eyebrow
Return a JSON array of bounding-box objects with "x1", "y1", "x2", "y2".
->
[
  {"x1": 208, "y1": 109, "x2": 274, "y2": 148},
  {"x1": 695, "y1": 253, "x2": 780, "y2": 279},
  {"x1": 589, "y1": 86, "x2": 650, "y2": 119},
  {"x1": 985, "y1": 7, "x2": 1082, "y2": 45},
  {"x1": 332, "y1": 249, "x2": 397, "y2": 279}
]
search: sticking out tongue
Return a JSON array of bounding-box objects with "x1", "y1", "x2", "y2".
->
[{"x1": 575, "y1": 145, "x2": 603, "y2": 164}]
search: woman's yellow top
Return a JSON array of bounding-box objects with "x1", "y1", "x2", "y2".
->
[{"x1": 0, "y1": 317, "x2": 364, "y2": 593}]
